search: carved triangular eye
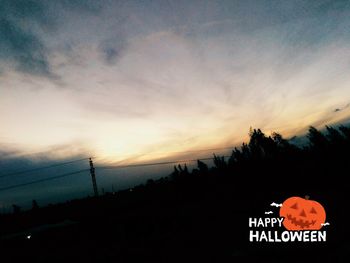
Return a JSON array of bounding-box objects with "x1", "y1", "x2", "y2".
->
[
  {"x1": 299, "y1": 209, "x2": 307, "y2": 217},
  {"x1": 290, "y1": 203, "x2": 298, "y2": 209},
  {"x1": 310, "y1": 207, "x2": 317, "y2": 214}
]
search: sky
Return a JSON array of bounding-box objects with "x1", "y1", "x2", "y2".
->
[{"x1": 1, "y1": 0, "x2": 350, "y2": 208}]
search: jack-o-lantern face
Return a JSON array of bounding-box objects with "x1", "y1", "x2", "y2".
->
[{"x1": 279, "y1": 196, "x2": 326, "y2": 230}]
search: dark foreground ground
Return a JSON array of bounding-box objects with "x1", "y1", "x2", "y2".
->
[
  {"x1": 1, "y1": 127, "x2": 349, "y2": 262},
  {"x1": 0, "y1": 178, "x2": 348, "y2": 262}
]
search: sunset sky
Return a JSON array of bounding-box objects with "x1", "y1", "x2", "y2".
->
[{"x1": 1, "y1": 0, "x2": 350, "y2": 208}]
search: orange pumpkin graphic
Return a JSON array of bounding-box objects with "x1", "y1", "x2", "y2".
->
[{"x1": 279, "y1": 196, "x2": 326, "y2": 230}]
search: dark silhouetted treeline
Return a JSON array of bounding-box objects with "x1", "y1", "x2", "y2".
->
[{"x1": 0, "y1": 125, "x2": 349, "y2": 262}]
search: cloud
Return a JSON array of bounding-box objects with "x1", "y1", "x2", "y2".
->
[
  {"x1": 0, "y1": 0, "x2": 55, "y2": 78},
  {"x1": 1, "y1": 0, "x2": 350, "y2": 164},
  {"x1": 99, "y1": 37, "x2": 126, "y2": 65},
  {"x1": 0, "y1": 0, "x2": 104, "y2": 79}
]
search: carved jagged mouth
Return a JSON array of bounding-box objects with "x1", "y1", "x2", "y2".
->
[{"x1": 286, "y1": 214, "x2": 316, "y2": 229}]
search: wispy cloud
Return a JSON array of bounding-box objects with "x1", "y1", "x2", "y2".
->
[
  {"x1": 1, "y1": 0, "x2": 350, "y2": 163},
  {"x1": 0, "y1": 0, "x2": 53, "y2": 77}
]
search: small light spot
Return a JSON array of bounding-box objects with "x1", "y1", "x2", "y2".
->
[{"x1": 26, "y1": 235, "x2": 31, "y2": 240}]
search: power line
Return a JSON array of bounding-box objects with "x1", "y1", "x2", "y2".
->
[
  {"x1": 0, "y1": 154, "x2": 232, "y2": 191},
  {"x1": 0, "y1": 157, "x2": 92, "y2": 179},
  {"x1": 0, "y1": 169, "x2": 89, "y2": 192},
  {"x1": 0, "y1": 145, "x2": 235, "y2": 179},
  {"x1": 97, "y1": 155, "x2": 231, "y2": 170}
]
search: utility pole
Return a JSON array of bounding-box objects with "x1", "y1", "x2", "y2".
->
[{"x1": 89, "y1": 157, "x2": 98, "y2": 197}]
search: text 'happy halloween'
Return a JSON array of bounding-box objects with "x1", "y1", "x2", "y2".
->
[{"x1": 248, "y1": 217, "x2": 326, "y2": 242}]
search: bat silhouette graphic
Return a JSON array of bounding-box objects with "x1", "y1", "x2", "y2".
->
[
  {"x1": 270, "y1": 202, "x2": 283, "y2": 207},
  {"x1": 321, "y1": 222, "x2": 330, "y2": 226},
  {"x1": 265, "y1": 211, "x2": 273, "y2": 215}
]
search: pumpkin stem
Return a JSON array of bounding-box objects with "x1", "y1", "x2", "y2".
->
[{"x1": 305, "y1": 195, "x2": 310, "y2": 200}]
